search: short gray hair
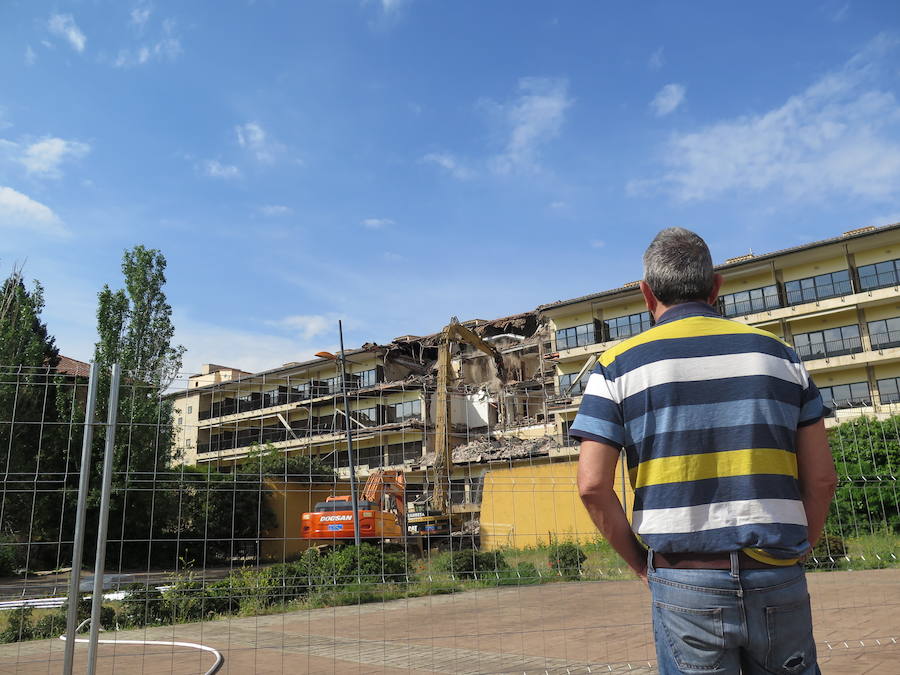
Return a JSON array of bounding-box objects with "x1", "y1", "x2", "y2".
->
[{"x1": 643, "y1": 227, "x2": 714, "y2": 305}]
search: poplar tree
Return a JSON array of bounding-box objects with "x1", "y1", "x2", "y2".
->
[{"x1": 92, "y1": 246, "x2": 185, "y2": 568}]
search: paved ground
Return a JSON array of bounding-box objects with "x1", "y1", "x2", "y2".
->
[{"x1": 1, "y1": 568, "x2": 897, "y2": 674}]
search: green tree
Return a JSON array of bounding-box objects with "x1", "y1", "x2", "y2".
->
[
  {"x1": 0, "y1": 269, "x2": 72, "y2": 570},
  {"x1": 90, "y1": 246, "x2": 186, "y2": 569}
]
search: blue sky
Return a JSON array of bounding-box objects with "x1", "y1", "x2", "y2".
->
[{"x1": 2, "y1": 1, "x2": 900, "y2": 373}]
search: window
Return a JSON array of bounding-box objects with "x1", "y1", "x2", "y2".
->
[
  {"x1": 353, "y1": 406, "x2": 378, "y2": 425},
  {"x1": 604, "y1": 312, "x2": 652, "y2": 340},
  {"x1": 386, "y1": 441, "x2": 422, "y2": 465},
  {"x1": 356, "y1": 446, "x2": 383, "y2": 468},
  {"x1": 290, "y1": 382, "x2": 311, "y2": 400},
  {"x1": 878, "y1": 377, "x2": 900, "y2": 404},
  {"x1": 820, "y1": 382, "x2": 870, "y2": 413},
  {"x1": 793, "y1": 324, "x2": 862, "y2": 360},
  {"x1": 177, "y1": 417, "x2": 183, "y2": 425},
  {"x1": 558, "y1": 372, "x2": 589, "y2": 396},
  {"x1": 868, "y1": 317, "x2": 900, "y2": 350},
  {"x1": 555, "y1": 322, "x2": 598, "y2": 350},
  {"x1": 391, "y1": 399, "x2": 421, "y2": 422},
  {"x1": 784, "y1": 270, "x2": 852, "y2": 306},
  {"x1": 719, "y1": 285, "x2": 780, "y2": 317},
  {"x1": 857, "y1": 258, "x2": 900, "y2": 291},
  {"x1": 187, "y1": 405, "x2": 192, "y2": 414},
  {"x1": 357, "y1": 369, "x2": 378, "y2": 388}
]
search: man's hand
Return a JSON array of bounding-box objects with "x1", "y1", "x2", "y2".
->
[{"x1": 577, "y1": 439, "x2": 648, "y2": 581}]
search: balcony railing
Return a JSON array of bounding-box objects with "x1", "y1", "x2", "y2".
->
[
  {"x1": 785, "y1": 279, "x2": 853, "y2": 306},
  {"x1": 858, "y1": 270, "x2": 899, "y2": 292},
  {"x1": 870, "y1": 329, "x2": 900, "y2": 351},
  {"x1": 796, "y1": 335, "x2": 863, "y2": 361}
]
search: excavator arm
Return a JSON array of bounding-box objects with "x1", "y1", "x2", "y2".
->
[{"x1": 432, "y1": 317, "x2": 506, "y2": 514}]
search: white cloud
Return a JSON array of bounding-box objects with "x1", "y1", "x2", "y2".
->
[
  {"x1": 380, "y1": 0, "x2": 408, "y2": 13},
  {"x1": 0, "y1": 186, "x2": 68, "y2": 237},
  {"x1": 485, "y1": 77, "x2": 572, "y2": 175},
  {"x1": 267, "y1": 314, "x2": 337, "y2": 341},
  {"x1": 651, "y1": 83, "x2": 686, "y2": 116},
  {"x1": 20, "y1": 137, "x2": 90, "y2": 177},
  {"x1": 421, "y1": 152, "x2": 474, "y2": 180},
  {"x1": 648, "y1": 46, "x2": 665, "y2": 70},
  {"x1": 590, "y1": 239, "x2": 606, "y2": 249},
  {"x1": 235, "y1": 121, "x2": 285, "y2": 164},
  {"x1": 114, "y1": 18, "x2": 181, "y2": 67},
  {"x1": 25, "y1": 45, "x2": 37, "y2": 66},
  {"x1": 634, "y1": 35, "x2": 900, "y2": 202},
  {"x1": 131, "y1": 4, "x2": 152, "y2": 28},
  {"x1": 259, "y1": 204, "x2": 293, "y2": 216},
  {"x1": 549, "y1": 200, "x2": 567, "y2": 209},
  {"x1": 201, "y1": 160, "x2": 241, "y2": 179},
  {"x1": 48, "y1": 14, "x2": 86, "y2": 53},
  {"x1": 361, "y1": 217, "x2": 394, "y2": 229},
  {"x1": 383, "y1": 251, "x2": 404, "y2": 262}
]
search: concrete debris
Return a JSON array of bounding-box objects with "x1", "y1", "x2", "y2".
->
[{"x1": 419, "y1": 435, "x2": 562, "y2": 466}]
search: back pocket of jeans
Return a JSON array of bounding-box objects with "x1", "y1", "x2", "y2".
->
[
  {"x1": 765, "y1": 594, "x2": 816, "y2": 674},
  {"x1": 653, "y1": 600, "x2": 724, "y2": 671}
]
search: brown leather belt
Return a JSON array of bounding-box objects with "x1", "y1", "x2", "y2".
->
[{"x1": 652, "y1": 551, "x2": 788, "y2": 570}]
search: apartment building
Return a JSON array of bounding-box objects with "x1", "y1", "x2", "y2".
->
[
  {"x1": 170, "y1": 314, "x2": 560, "y2": 510},
  {"x1": 540, "y1": 223, "x2": 900, "y2": 433}
]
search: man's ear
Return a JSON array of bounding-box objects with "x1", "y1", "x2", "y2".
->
[
  {"x1": 640, "y1": 281, "x2": 657, "y2": 314},
  {"x1": 709, "y1": 273, "x2": 724, "y2": 304}
]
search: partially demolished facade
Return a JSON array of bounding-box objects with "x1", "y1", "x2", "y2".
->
[{"x1": 171, "y1": 311, "x2": 568, "y2": 510}]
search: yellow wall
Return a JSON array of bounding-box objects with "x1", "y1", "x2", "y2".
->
[
  {"x1": 788, "y1": 309, "x2": 858, "y2": 336},
  {"x1": 261, "y1": 479, "x2": 352, "y2": 561},
  {"x1": 479, "y1": 458, "x2": 633, "y2": 550},
  {"x1": 812, "y1": 366, "x2": 868, "y2": 389},
  {"x1": 719, "y1": 272, "x2": 775, "y2": 296},
  {"x1": 862, "y1": 303, "x2": 900, "y2": 323},
  {"x1": 552, "y1": 309, "x2": 595, "y2": 331},
  {"x1": 601, "y1": 299, "x2": 646, "y2": 321},
  {"x1": 873, "y1": 362, "x2": 900, "y2": 380},
  {"x1": 780, "y1": 255, "x2": 848, "y2": 282},
  {"x1": 853, "y1": 247, "x2": 900, "y2": 267}
]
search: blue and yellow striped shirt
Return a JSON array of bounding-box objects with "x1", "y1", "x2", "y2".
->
[{"x1": 569, "y1": 302, "x2": 826, "y2": 562}]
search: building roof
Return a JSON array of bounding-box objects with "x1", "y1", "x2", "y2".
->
[
  {"x1": 56, "y1": 355, "x2": 91, "y2": 378},
  {"x1": 537, "y1": 221, "x2": 900, "y2": 312}
]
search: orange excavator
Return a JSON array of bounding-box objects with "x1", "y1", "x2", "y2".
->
[{"x1": 300, "y1": 469, "x2": 406, "y2": 541}]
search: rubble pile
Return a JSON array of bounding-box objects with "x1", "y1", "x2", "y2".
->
[{"x1": 420, "y1": 435, "x2": 562, "y2": 466}]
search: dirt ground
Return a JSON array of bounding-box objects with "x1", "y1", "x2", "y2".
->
[{"x1": 1, "y1": 568, "x2": 897, "y2": 674}]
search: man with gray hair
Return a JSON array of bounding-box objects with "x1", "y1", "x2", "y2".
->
[{"x1": 572, "y1": 228, "x2": 837, "y2": 674}]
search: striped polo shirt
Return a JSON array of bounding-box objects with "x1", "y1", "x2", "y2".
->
[{"x1": 569, "y1": 302, "x2": 826, "y2": 563}]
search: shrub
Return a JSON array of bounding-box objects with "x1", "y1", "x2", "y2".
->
[
  {"x1": 119, "y1": 583, "x2": 168, "y2": 628},
  {"x1": 33, "y1": 611, "x2": 67, "y2": 639},
  {"x1": 548, "y1": 542, "x2": 586, "y2": 579},
  {"x1": 162, "y1": 579, "x2": 206, "y2": 623},
  {"x1": 59, "y1": 596, "x2": 116, "y2": 631},
  {"x1": 0, "y1": 537, "x2": 18, "y2": 578},
  {"x1": 811, "y1": 534, "x2": 848, "y2": 561},
  {"x1": 433, "y1": 550, "x2": 508, "y2": 580},
  {"x1": 316, "y1": 544, "x2": 413, "y2": 587},
  {"x1": 0, "y1": 607, "x2": 33, "y2": 643}
]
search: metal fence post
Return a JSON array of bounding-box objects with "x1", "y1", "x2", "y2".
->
[
  {"x1": 86, "y1": 364, "x2": 121, "y2": 675},
  {"x1": 62, "y1": 361, "x2": 100, "y2": 675}
]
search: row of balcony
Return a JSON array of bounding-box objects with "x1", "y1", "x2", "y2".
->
[
  {"x1": 198, "y1": 371, "x2": 384, "y2": 421},
  {"x1": 553, "y1": 259, "x2": 900, "y2": 353}
]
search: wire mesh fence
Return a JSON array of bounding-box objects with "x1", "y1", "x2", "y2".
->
[{"x1": 0, "y1": 362, "x2": 898, "y2": 674}]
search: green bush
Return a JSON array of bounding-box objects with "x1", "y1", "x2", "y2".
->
[
  {"x1": 433, "y1": 550, "x2": 508, "y2": 580},
  {"x1": 0, "y1": 537, "x2": 18, "y2": 577},
  {"x1": 202, "y1": 579, "x2": 239, "y2": 617},
  {"x1": 119, "y1": 583, "x2": 168, "y2": 627},
  {"x1": 162, "y1": 579, "x2": 206, "y2": 623},
  {"x1": 33, "y1": 611, "x2": 67, "y2": 639},
  {"x1": 315, "y1": 544, "x2": 413, "y2": 587},
  {"x1": 812, "y1": 534, "x2": 848, "y2": 560},
  {"x1": 548, "y1": 542, "x2": 586, "y2": 579},
  {"x1": 0, "y1": 607, "x2": 33, "y2": 643},
  {"x1": 59, "y1": 596, "x2": 116, "y2": 631}
]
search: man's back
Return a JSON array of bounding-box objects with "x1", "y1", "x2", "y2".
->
[{"x1": 571, "y1": 301, "x2": 824, "y2": 562}]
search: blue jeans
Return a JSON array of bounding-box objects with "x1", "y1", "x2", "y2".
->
[{"x1": 647, "y1": 550, "x2": 820, "y2": 674}]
